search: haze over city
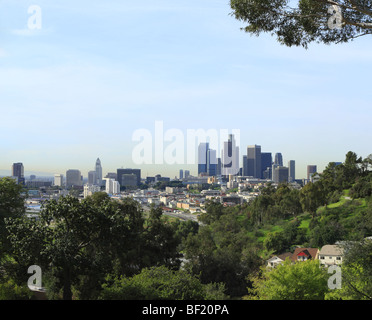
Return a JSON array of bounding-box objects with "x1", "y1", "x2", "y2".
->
[{"x1": 1, "y1": 0, "x2": 371, "y2": 179}]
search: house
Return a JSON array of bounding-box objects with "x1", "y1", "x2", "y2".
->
[
  {"x1": 291, "y1": 248, "x2": 319, "y2": 262},
  {"x1": 267, "y1": 252, "x2": 292, "y2": 268},
  {"x1": 318, "y1": 244, "x2": 344, "y2": 267}
]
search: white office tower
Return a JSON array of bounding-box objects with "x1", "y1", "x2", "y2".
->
[
  {"x1": 221, "y1": 134, "x2": 240, "y2": 176},
  {"x1": 95, "y1": 158, "x2": 103, "y2": 186},
  {"x1": 105, "y1": 178, "x2": 120, "y2": 195},
  {"x1": 54, "y1": 174, "x2": 63, "y2": 187}
]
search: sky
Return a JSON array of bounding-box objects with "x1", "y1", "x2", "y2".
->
[{"x1": 0, "y1": 0, "x2": 371, "y2": 180}]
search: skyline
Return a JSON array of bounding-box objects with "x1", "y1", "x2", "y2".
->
[
  {"x1": 0, "y1": 144, "x2": 354, "y2": 181},
  {"x1": 1, "y1": 1, "x2": 371, "y2": 180}
]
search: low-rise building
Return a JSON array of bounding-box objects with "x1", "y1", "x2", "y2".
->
[
  {"x1": 291, "y1": 247, "x2": 319, "y2": 262},
  {"x1": 319, "y1": 244, "x2": 344, "y2": 267},
  {"x1": 267, "y1": 252, "x2": 292, "y2": 268}
]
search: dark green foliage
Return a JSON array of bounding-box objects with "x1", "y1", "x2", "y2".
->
[
  {"x1": 0, "y1": 178, "x2": 26, "y2": 257},
  {"x1": 4, "y1": 195, "x2": 181, "y2": 300},
  {"x1": 100, "y1": 265, "x2": 227, "y2": 300},
  {"x1": 230, "y1": 0, "x2": 372, "y2": 48}
]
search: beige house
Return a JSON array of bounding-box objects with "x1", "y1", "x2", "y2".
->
[{"x1": 318, "y1": 244, "x2": 344, "y2": 267}]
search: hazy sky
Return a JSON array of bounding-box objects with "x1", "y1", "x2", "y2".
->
[{"x1": 1, "y1": 0, "x2": 371, "y2": 179}]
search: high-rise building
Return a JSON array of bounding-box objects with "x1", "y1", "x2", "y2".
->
[
  {"x1": 105, "y1": 178, "x2": 120, "y2": 194},
  {"x1": 198, "y1": 142, "x2": 209, "y2": 175},
  {"x1": 179, "y1": 169, "x2": 184, "y2": 180},
  {"x1": 288, "y1": 160, "x2": 296, "y2": 182},
  {"x1": 66, "y1": 169, "x2": 83, "y2": 188},
  {"x1": 307, "y1": 165, "x2": 317, "y2": 180},
  {"x1": 184, "y1": 170, "x2": 190, "y2": 178},
  {"x1": 261, "y1": 152, "x2": 272, "y2": 179},
  {"x1": 274, "y1": 153, "x2": 283, "y2": 166},
  {"x1": 198, "y1": 143, "x2": 217, "y2": 176},
  {"x1": 105, "y1": 172, "x2": 117, "y2": 180},
  {"x1": 117, "y1": 168, "x2": 141, "y2": 186},
  {"x1": 216, "y1": 158, "x2": 222, "y2": 176},
  {"x1": 121, "y1": 174, "x2": 138, "y2": 187},
  {"x1": 88, "y1": 171, "x2": 97, "y2": 185},
  {"x1": 95, "y1": 158, "x2": 102, "y2": 186},
  {"x1": 247, "y1": 145, "x2": 262, "y2": 178},
  {"x1": 273, "y1": 166, "x2": 289, "y2": 184},
  {"x1": 242, "y1": 155, "x2": 248, "y2": 176},
  {"x1": 54, "y1": 174, "x2": 63, "y2": 187},
  {"x1": 12, "y1": 162, "x2": 24, "y2": 185},
  {"x1": 221, "y1": 134, "x2": 239, "y2": 177}
]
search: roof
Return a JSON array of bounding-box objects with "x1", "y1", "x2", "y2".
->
[
  {"x1": 319, "y1": 244, "x2": 344, "y2": 256},
  {"x1": 277, "y1": 252, "x2": 292, "y2": 261},
  {"x1": 291, "y1": 248, "x2": 319, "y2": 261},
  {"x1": 267, "y1": 252, "x2": 292, "y2": 263}
]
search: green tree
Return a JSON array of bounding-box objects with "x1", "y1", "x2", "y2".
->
[
  {"x1": 0, "y1": 278, "x2": 32, "y2": 300},
  {"x1": 6, "y1": 195, "x2": 145, "y2": 300},
  {"x1": 230, "y1": 0, "x2": 372, "y2": 48},
  {"x1": 0, "y1": 177, "x2": 25, "y2": 257},
  {"x1": 247, "y1": 259, "x2": 330, "y2": 300},
  {"x1": 198, "y1": 200, "x2": 225, "y2": 225},
  {"x1": 140, "y1": 206, "x2": 182, "y2": 270},
  {"x1": 300, "y1": 182, "x2": 325, "y2": 219},
  {"x1": 99, "y1": 265, "x2": 227, "y2": 300},
  {"x1": 184, "y1": 221, "x2": 262, "y2": 297}
]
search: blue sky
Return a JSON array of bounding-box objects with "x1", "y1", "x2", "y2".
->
[{"x1": 1, "y1": 0, "x2": 371, "y2": 179}]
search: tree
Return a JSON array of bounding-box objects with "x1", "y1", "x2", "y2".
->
[
  {"x1": 230, "y1": 0, "x2": 372, "y2": 48},
  {"x1": 198, "y1": 200, "x2": 225, "y2": 225},
  {"x1": 300, "y1": 181, "x2": 326, "y2": 218},
  {"x1": 0, "y1": 177, "x2": 25, "y2": 260},
  {"x1": 140, "y1": 205, "x2": 182, "y2": 270},
  {"x1": 247, "y1": 259, "x2": 330, "y2": 300},
  {"x1": 6, "y1": 195, "x2": 145, "y2": 300},
  {"x1": 99, "y1": 266, "x2": 227, "y2": 300}
]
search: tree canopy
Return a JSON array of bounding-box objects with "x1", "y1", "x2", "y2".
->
[{"x1": 230, "y1": 0, "x2": 372, "y2": 48}]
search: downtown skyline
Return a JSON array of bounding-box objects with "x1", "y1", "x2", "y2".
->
[{"x1": 0, "y1": 1, "x2": 371, "y2": 180}]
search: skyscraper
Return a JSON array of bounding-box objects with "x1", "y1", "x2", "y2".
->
[
  {"x1": 242, "y1": 155, "x2": 248, "y2": 176},
  {"x1": 274, "y1": 153, "x2": 283, "y2": 166},
  {"x1": 288, "y1": 160, "x2": 296, "y2": 182},
  {"x1": 261, "y1": 152, "x2": 272, "y2": 179},
  {"x1": 198, "y1": 142, "x2": 209, "y2": 175},
  {"x1": 95, "y1": 158, "x2": 102, "y2": 186},
  {"x1": 12, "y1": 162, "x2": 24, "y2": 185},
  {"x1": 221, "y1": 134, "x2": 239, "y2": 177},
  {"x1": 105, "y1": 178, "x2": 120, "y2": 194},
  {"x1": 66, "y1": 169, "x2": 82, "y2": 188},
  {"x1": 179, "y1": 169, "x2": 184, "y2": 180},
  {"x1": 307, "y1": 165, "x2": 317, "y2": 180},
  {"x1": 88, "y1": 171, "x2": 97, "y2": 185},
  {"x1": 198, "y1": 143, "x2": 217, "y2": 176},
  {"x1": 273, "y1": 166, "x2": 289, "y2": 184},
  {"x1": 117, "y1": 168, "x2": 141, "y2": 186},
  {"x1": 247, "y1": 145, "x2": 262, "y2": 178},
  {"x1": 54, "y1": 174, "x2": 63, "y2": 187}
]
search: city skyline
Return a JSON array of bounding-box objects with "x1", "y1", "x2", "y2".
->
[
  {"x1": 1, "y1": 144, "x2": 353, "y2": 182},
  {"x1": 1, "y1": 1, "x2": 371, "y2": 180}
]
